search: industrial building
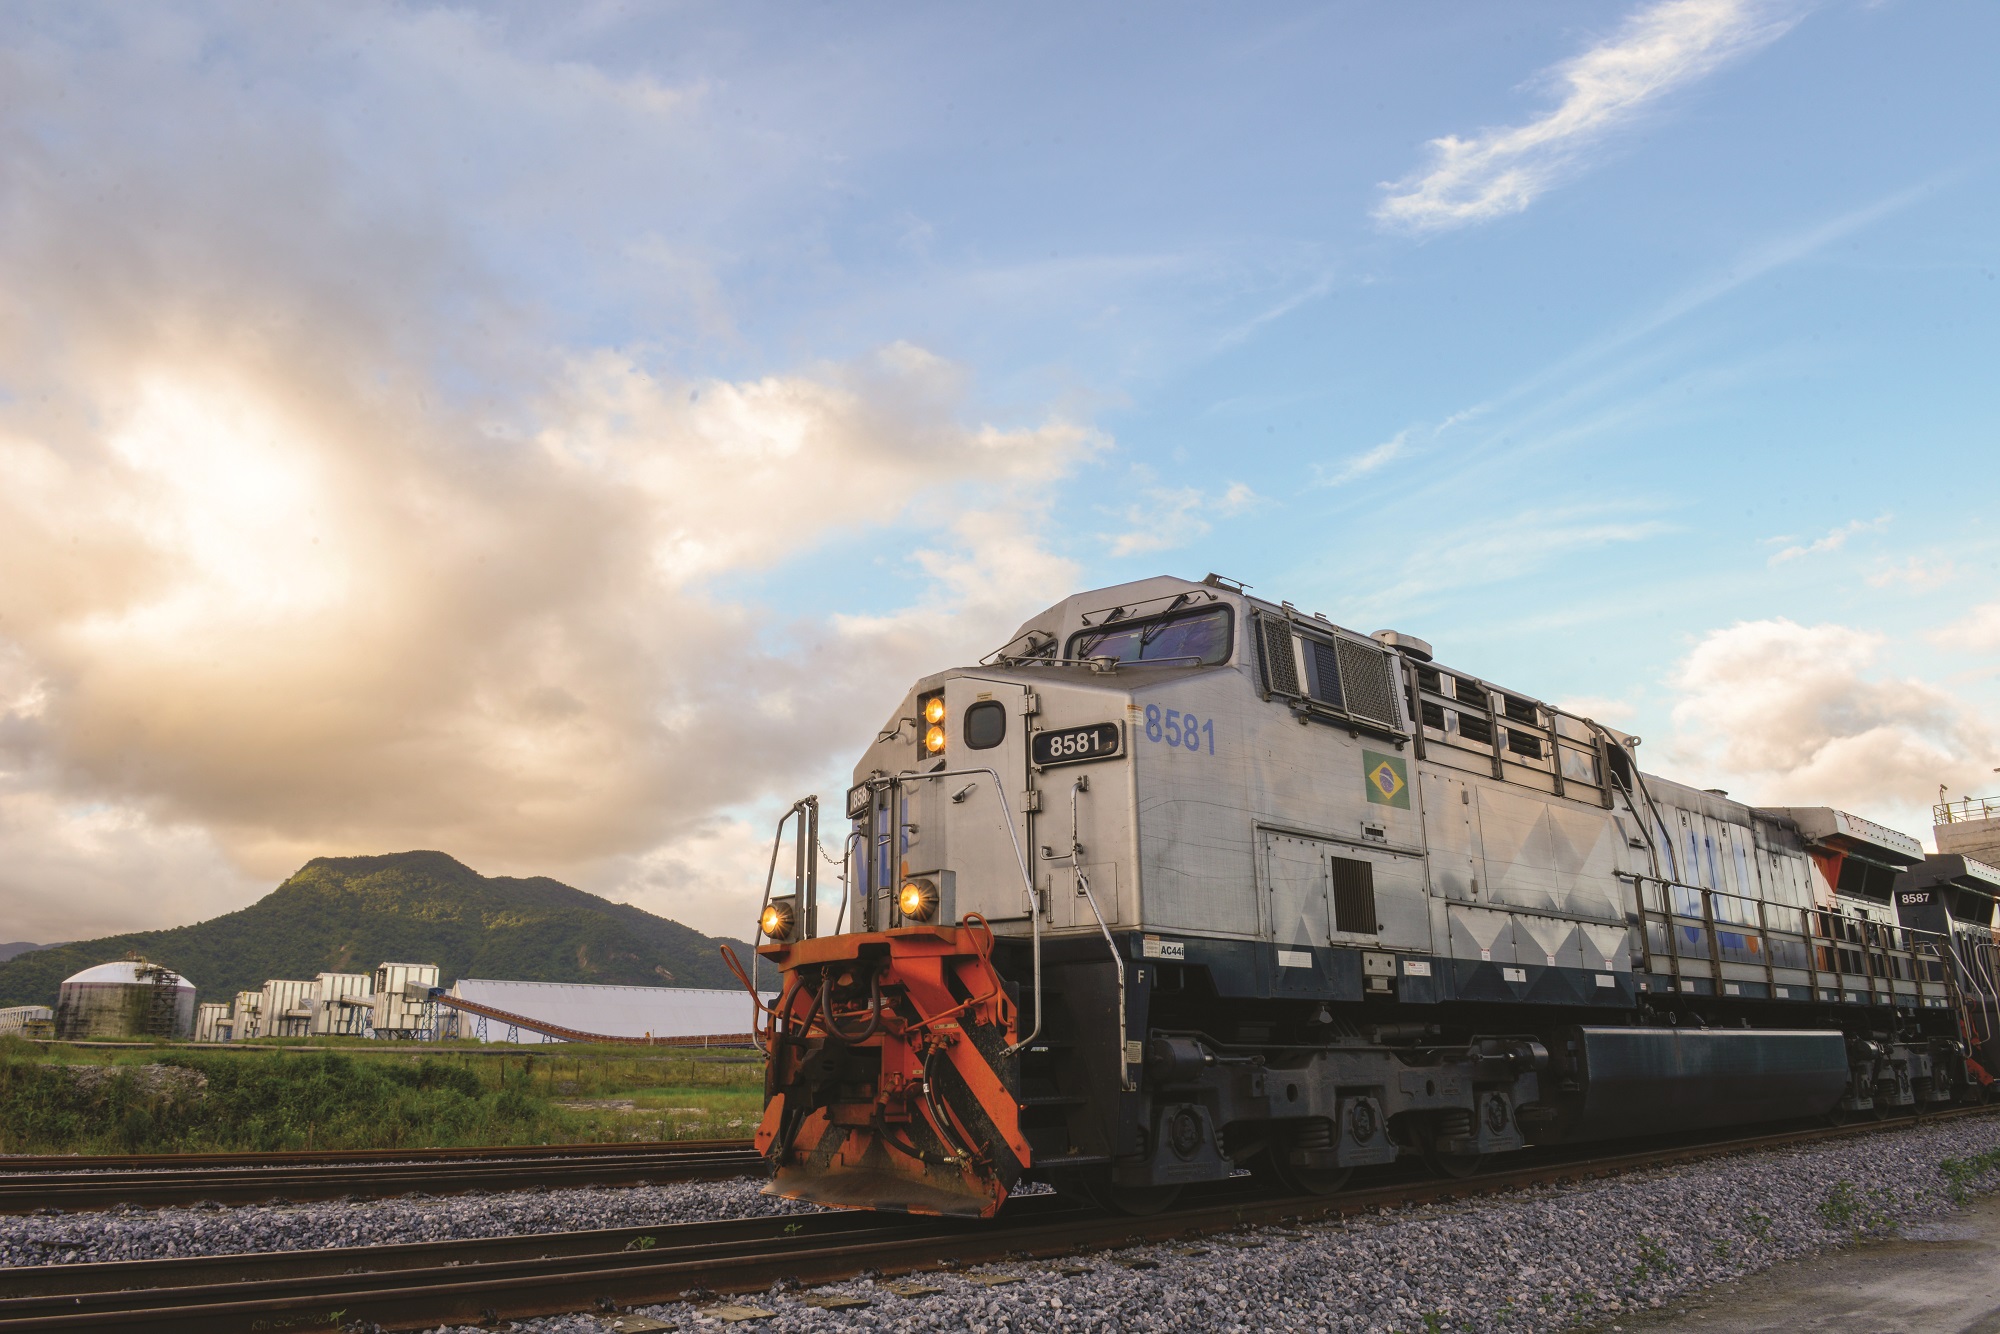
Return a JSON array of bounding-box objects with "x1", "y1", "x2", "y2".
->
[
  {"x1": 311, "y1": 972, "x2": 374, "y2": 1035},
  {"x1": 53, "y1": 960, "x2": 196, "y2": 1040},
  {"x1": 194, "y1": 1001, "x2": 231, "y2": 1041},
  {"x1": 29, "y1": 953, "x2": 759, "y2": 1046},
  {"x1": 260, "y1": 979, "x2": 317, "y2": 1038},
  {"x1": 371, "y1": 962, "x2": 439, "y2": 1037},
  {"x1": 437, "y1": 979, "x2": 769, "y2": 1044},
  {"x1": 230, "y1": 988, "x2": 263, "y2": 1040},
  {"x1": 0, "y1": 1005, "x2": 53, "y2": 1037}
]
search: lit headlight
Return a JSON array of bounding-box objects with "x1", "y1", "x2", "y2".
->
[
  {"x1": 898, "y1": 879, "x2": 939, "y2": 923},
  {"x1": 918, "y1": 691, "x2": 946, "y2": 757},
  {"x1": 759, "y1": 899, "x2": 797, "y2": 941}
]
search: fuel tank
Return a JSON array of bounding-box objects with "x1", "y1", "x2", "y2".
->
[{"x1": 1527, "y1": 1026, "x2": 1848, "y2": 1143}]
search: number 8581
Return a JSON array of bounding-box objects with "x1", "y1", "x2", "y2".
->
[{"x1": 1144, "y1": 704, "x2": 1214, "y2": 755}]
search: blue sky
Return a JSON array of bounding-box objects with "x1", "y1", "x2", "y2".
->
[{"x1": 0, "y1": 1, "x2": 1994, "y2": 940}]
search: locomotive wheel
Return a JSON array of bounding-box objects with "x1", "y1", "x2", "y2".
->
[
  {"x1": 1252, "y1": 1128, "x2": 1353, "y2": 1197},
  {"x1": 1826, "y1": 1101, "x2": 1883, "y2": 1126},
  {"x1": 1417, "y1": 1127, "x2": 1485, "y2": 1179},
  {"x1": 1086, "y1": 1180, "x2": 1183, "y2": 1216},
  {"x1": 1261, "y1": 1154, "x2": 1352, "y2": 1197}
]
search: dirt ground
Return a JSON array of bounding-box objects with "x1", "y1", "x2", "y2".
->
[{"x1": 1606, "y1": 1191, "x2": 2000, "y2": 1334}]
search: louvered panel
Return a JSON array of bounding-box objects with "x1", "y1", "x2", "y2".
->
[
  {"x1": 1334, "y1": 637, "x2": 1399, "y2": 727},
  {"x1": 1258, "y1": 615, "x2": 1300, "y2": 696},
  {"x1": 1330, "y1": 856, "x2": 1378, "y2": 935}
]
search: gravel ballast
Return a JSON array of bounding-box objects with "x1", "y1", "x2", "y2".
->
[
  {"x1": 464, "y1": 1116, "x2": 2000, "y2": 1334},
  {"x1": 0, "y1": 1176, "x2": 810, "y2": 1268},
  {"x1": 6, "y1": 1116, "x2": 1999, "y2": 1332}
]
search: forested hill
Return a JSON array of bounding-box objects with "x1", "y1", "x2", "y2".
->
[{"x1": 0, "y1": 852, "x2": 754, "y2": 1008}]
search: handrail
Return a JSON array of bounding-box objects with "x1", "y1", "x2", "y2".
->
[
  {"x1": 835, "y1": 828, "x2": 865, "y2": 936},
  {"x1": 1937, "y1": 795, "x2": 2000, "y2": 826},
  {"x1": 1584, "y1": 717, "x2": 1679, "y2": 884},
  {"x1": 751, "y1": 798, "x2": 818, "y2": 996},
  {"x1": 1067, "y1": 775, "x2": 1134, "y2": 1091}
]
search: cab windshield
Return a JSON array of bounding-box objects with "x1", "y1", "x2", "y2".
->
[{"x1": 1068, "y1": 606, "x2": 1232, "y2": 667}]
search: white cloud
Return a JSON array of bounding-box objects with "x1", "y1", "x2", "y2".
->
[
  {"x1": 0, "y1": 342, "x2": 1094, "y2": 938},
  {"x1": 1315, "y1": 430, "x2": 1410, "y2": 487},
  {"x1": 1103, "y1": 480, "x2": 1258, "y2": 558},
  {"x1": 1666, "y1": 618, "x2": 1995, "y2": 832},
  {"x1": 1376, "y1": 0, "x2": 1802, "y2": 232},
  {"x1": 1360, "y1": 504, "x2": 1673, "y2": 611},
  {"x1": 0, "y1": 20, "x2": 1105, "y2": 943},
  {"x1": 1930, "y1": 602, "x2": 2000, "y2": 654},
  {"x1": 1766, "y1": 513, "x2": 1890, "y2": 565},
  {"x1": 1866, "y1": 555, "x2": 1958, "y2": 590}
]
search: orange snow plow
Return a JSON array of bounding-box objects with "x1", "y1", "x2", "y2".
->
[{"x1": 732, "y1": 917, "x2": 1029, "y2": 1219}]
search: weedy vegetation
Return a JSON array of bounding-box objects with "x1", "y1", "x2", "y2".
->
[
  {"x1": 1940, "y1": 1147, "x2": 2000, "y2": 1205},
  {"x1": 0, "y1": 1034, "x2": 762, "y2": 1154}
]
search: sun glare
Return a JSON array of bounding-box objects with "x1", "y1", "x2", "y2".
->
[{"x1": 96, "y1": 375, "x2": 351, "y2": 640}]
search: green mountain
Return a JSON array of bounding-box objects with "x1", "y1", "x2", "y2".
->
[{"x1": 0, "y1": 851, "x2": 756, "y2": 1009}]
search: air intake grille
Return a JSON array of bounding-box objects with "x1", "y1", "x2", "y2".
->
[
  {"x1": 1334, "y1": 638, "x2": 1399, "y2": 727},
  {"x1": 1331, "y1": 857, "x2": 1378, "y2": 934},
  {"x1": 1258, "y1": 615, "x2": 1299, "y2": 696}
]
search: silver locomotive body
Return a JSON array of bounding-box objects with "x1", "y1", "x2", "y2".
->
[{"x1": 752, "y1": 574, "x2": 1997, "y2": 1215}]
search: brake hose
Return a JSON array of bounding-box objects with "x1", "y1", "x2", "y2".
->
[{"x1": 820, "y1": 968, "x2": 883, "y2": 1044}]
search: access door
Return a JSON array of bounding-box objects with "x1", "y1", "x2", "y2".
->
[{"x1": 1258, "y1": 829, "x2": 1432, "y2": 954}]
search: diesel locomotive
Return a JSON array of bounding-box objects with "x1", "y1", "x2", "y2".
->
[{"x1": 732, "y1": 574, "x2": 2000, "y2": 1217}]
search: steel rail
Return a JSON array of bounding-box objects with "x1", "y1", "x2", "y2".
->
[
  {"x1": 0, "y1": 1140, "x2": 763, "y2": 1214},
  {"x1": 0, "y1": 1137, "x2": 754, "y2": 1173},
  {"x1": 0, "y1": 1107, "x2": 1992, "y2": 1332}
]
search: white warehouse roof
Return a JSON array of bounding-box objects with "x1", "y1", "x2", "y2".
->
[{"x1": 444, "y1": 979, "x2": 773, "y2": 1044}]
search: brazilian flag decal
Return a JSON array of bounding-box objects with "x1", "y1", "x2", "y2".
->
[{"x1": 1363, "y1": 750, "x2": 1410, "y2": 808}]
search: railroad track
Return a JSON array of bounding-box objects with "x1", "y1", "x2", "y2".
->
[
  {"x1": 0, "y1": 1139, "x2": 763, "y2": 1213},
  {"x1": 1, "y1": 1106, "x2": 1993, "y2": 1333}
]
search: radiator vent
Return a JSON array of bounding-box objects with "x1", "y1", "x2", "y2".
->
[
  {"x1": 1258, "y1": 615, "x2": 1300, "y2": 697},
  {"x1": 1335, "y1": 638, "x2": 1400, "y2": 728}
]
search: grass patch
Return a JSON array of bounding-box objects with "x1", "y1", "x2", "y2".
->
[
  {"x1": 1630, "y1": 1232, "x2": 1673, "y2": 1283},
  {"x1": 1941, "y1": 1147, "x2": 2000, "y2": 1204},
  {"x1": 1817, "y1": 1179, "x2": 1897, "y2": 1237},
  {"x1": 0, "y1": 1040, "x2": 764, "y2": 1155}
]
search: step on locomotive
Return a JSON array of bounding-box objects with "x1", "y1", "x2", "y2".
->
[{"x1": 730, "y1": 574, "x2": 2000, "y2": 1217}]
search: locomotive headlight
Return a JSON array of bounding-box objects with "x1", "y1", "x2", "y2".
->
[
  {"x1": 898, "y1": 879, "x2": 939, "y2": 922},
  {"x1": 917, "y1": 691, "x2": 947, "y2": 756},
  {"x1": 759, "y1": 899, "x2": 797, "y2": 941}
]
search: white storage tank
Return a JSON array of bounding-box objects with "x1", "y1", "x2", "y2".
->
[
  {"x1": 194, "y1": 1001, "x2": 232, "y2": 1042},
  {"x1": 260, "y1": 979, "x2": 317, "y2": 1038},
  {"x1": 231, "y1": 989, "x2": 264, "y2": 1040},
  {"x1": 371, "y1": 962, "x2": 440, "y2": 1037},
  {"x1": 311, "y1": 972, "x2": 374, "y2": 1036},
  {"x1": 53, "y1": 960, "x2": 196, "y2": 1040}
]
